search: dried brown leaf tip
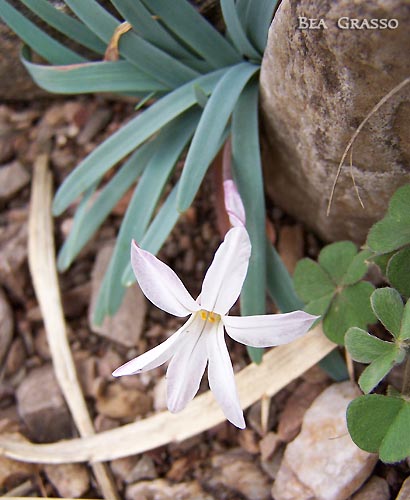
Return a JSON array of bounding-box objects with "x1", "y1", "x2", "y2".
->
[{"x1": 104, "y1": 22, "x2": 132, "y2": 62}]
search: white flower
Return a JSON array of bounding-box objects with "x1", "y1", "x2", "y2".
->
[{"x1": 113, "y1": 227, "x2": 318, "y2": 428}]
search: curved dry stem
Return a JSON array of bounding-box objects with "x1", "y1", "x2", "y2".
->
[
  {"x1": 28, "y1": 155, "x2": 119, "y2": 500},
  {"x1": 0, "y1": 326, "x2": 334, "y2": 464},
  {"x1": 327, "y1": 76, "x2": 410, "y2": 216}
]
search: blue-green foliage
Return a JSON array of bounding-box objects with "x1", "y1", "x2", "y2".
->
[{"x1": 0, "y1": 0, "x2": 284, "y2": 364}]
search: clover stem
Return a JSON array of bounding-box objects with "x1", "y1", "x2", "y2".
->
[{"x1": 401, "y1": 357, "x2": 410, "y2": 398}]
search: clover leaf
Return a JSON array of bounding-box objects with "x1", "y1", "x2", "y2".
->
[
  {"x1": 294, "y1": 242, "x2": 375, "y2": 344},
  {"x1": 367, "y1": 184, "x2": 410, "y2": 254},
  {"x1": 386, "y1": 247, "x2": 410, "y2": 299},
  {"x1": 345, "y1": 288, "x2": 410, "y2": 393},
  {"x1": 347, "y1": 394, "x2": 410, "y2": 463}
]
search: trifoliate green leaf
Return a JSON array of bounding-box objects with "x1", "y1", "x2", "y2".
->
[
  {"x1": 367, "y1": 184, "x2": 410, "y2": 254},
  {"x1": 318, "y1": 241, "x2": 358, "y2": 284},
  {"x1": 358, "y1": 346, "x2": 404, "y2": 394},
  {"x1": 345, "y1": 327, "x2": 396, "y2": 363},
  {"x1": 347, "y1": 394, "x2": 410, "y2": 463},
  {"x1": 323, "y1": 282, "x2": 376, "y2": 344},
  {"x1": 341, "y1": 249, "x2": 372, "y2": 286},
  {"x1": 304, "y1": 292, "x2": 334, "y2": 317},
  {"x1": 293, "y1": 258, "x2": 334, "y2": 302},
  {"x1": 387, "y1": 247, "x2": 410, "y2": 299},
  {"x1": 369, "y1": 252, "x2": 394, "y2": 276},
  {"x1": 399, "y1": 298, "x2": 410, "y2": 341},
  {"x1": 371, "y1": 288, "x2": 403, "y2": 339}
]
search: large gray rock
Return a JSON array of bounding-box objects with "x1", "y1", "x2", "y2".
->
[{"x1": 260, "y1": 0, "x2": 410, "y2": 243}]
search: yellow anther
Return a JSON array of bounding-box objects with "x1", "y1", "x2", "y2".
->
[{"x1": 200, "y1": 310, "x2": 218, "y2": 323}]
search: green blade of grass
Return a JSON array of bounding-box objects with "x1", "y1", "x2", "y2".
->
[
  {"x1": 52, "y1": 68, "x2": 226, "y2": 217},
  {"x1": 19, "y1": 0, "x2": 106, "y2": 54},
  {"x1": 244, "y1": 0, "x2": 278, "y2": 53},
  {"x1": 57, "y1": 141, "x2": 157, "y2": 272},
  {"x1": 140, "y1": 0, "x2": 241, "y2": 68},
  {"x1": 177, "y1": 62, "x2": 259, "y2": 212},
  {"x1": 121, "y1": 182, "x2": 182, "y2": 286},
  {"x1": 21, "y1": 47, "x2": 169, "y2": 94},
  {"x1": 0, "y1": 0, "x2": 85, "y2": 64},
  {"x1": 220, "y1": 0, "x2": 260, "y2": 60},
  {"x1": 231, "y1": 80, "x2": 265, "y2": 364},
  {"x1": 266, "y1": 243, "x2": 304, "y2": 312},
  {"x1": 64, "y1": 0, "x2": 199, "y2": 87},
  {"x1": 111, "y1": 0, "x2": 203, "y2": 66},
  {"x1": 93, "y1": 109, "x2": 201, "y2": 323}
]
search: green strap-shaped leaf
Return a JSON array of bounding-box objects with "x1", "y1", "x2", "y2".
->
[
  {"x1": 52, "y1": 68, "x2": 226, "y2": 216},
  {"x1": 220, "y1": 0, "x2": 260, "y2": 60},
  {"x1": 371, "y1": 287, "x2": 404, "y2": 339},
  {"x1": 21, "y1": 49, "x2": 169, "y2": 94},
  {"x1": 121, "y1": 182, "x2": 182, "y2": 286},
  {"x1": 0, "y1": 0, "x2": 85, "y2": 64},
  {"x1": 177, "y1": 62, "x2": 259, "y2": 212},
  {"x1": 57, "y1": 182, "x2": 97, "y2": 269},
  {"x1": 345, "y1": 327, "x2": 396, "y2": 363},
  {"x1": 266, "y1": 243, "x2": 303, "y2": 312},
  {"x1": 231, "y1": 80, "x2": 265, "y2": 364},
  {"x1": 235, "y1": 0, "x2": 251, "y2": 28},
  {"x1": 243, "y1": 0, "x2": 278, "y2": 54},
  {"x1": 111, "y1": 0, "x2": 205, "y2": 70},
  {"x1": 19, "y1": 0, "x2": 106, "y2": 54},
  {"x1": 140, "y1": 0, "x2": 241, "y2": 68},
  {"x1": 57, "y1": 141, "x2": 157, "y2": 271},
  {"x1": 64, "y1": 0, "x2": 198, "y2": 87},
  {"x1": 93, "y1": 109, "x2": 200, "y2": 323}
]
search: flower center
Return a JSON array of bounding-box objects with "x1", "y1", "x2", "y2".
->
[{"x1": 199, "y1": 309, "x2": 220, "y2": 323}]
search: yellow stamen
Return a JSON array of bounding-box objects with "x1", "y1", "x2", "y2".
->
[{"x1": 200, "y1": 310, "x2": 218, "y2": 323}]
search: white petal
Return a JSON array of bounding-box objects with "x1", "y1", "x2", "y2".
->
[
  {"x1": 207, "y1": 322, "x2": 245, "y2": 429},
  {"x1": 224, "y1": 180, "x2": 246, "y2": 227},
  {"x1": 112, "y1": 315, "x2": 195, "y2": 376},
  {"x1": 223, "y1": 311, "x2": 319, "y2": 348},
  {"x1": 131, "y1": 240, "x2": 199, "y2": 317},
  {"x1": 166, "y1": 314, "x2": 208, "y2": 413},
  {"x1": 200, "y1": 227, "x2": 251, "y2": 315}
]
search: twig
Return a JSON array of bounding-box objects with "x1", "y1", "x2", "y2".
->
[
  {"x1": 327, "y1": 76, "x2": 410, "y2": 216},
  {"x1": 349, "y1": 148, "x2": 364, "y2": 210},
  {"x1": 1, "y1": 480, "x2": 34, "y2": 497},
  {"x1": 0, "y1": 326, "x2": 334, "y2": 464},
  {"x1": 27, "y1": 155, "x2": 119, "y2": 500}
]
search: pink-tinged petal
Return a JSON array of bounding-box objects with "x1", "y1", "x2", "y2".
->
[
  {"x1": 224, "y1": 179, "x2": 246, "y2": 227},
  {"x1": 207, "y1": 322, "x2": 245, "y2": 429},
  {"x1": 112, "y1": 315, "x2": 195, "y2": 376},
  {"x1": 200, "y1": 227, "x2": 251, "y2": 315},
  {"x1": 166, "y1": 314, "x2": 209, "y2": 412},
  {"x1": 223, "y1": 311, "x2": 319, "y2": 348},
  {"x1": 131, "y1": 240, "x2": 199, "y2": 317}
]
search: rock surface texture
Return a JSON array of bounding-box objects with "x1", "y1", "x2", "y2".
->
[
  {"x1": 272, "y1": 382, "x2": 377, "y2": 500},
  {"x1": 260, "y1": 0, "x2": 410, "y2": 243}
]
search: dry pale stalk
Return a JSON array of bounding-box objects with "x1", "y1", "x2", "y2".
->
[
  {"x1": 27, "y1": 154, "x2": 119, "y2": 500},
  {"x1": 0, "y1": 325, "x2": 335, "y2": 464}
]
